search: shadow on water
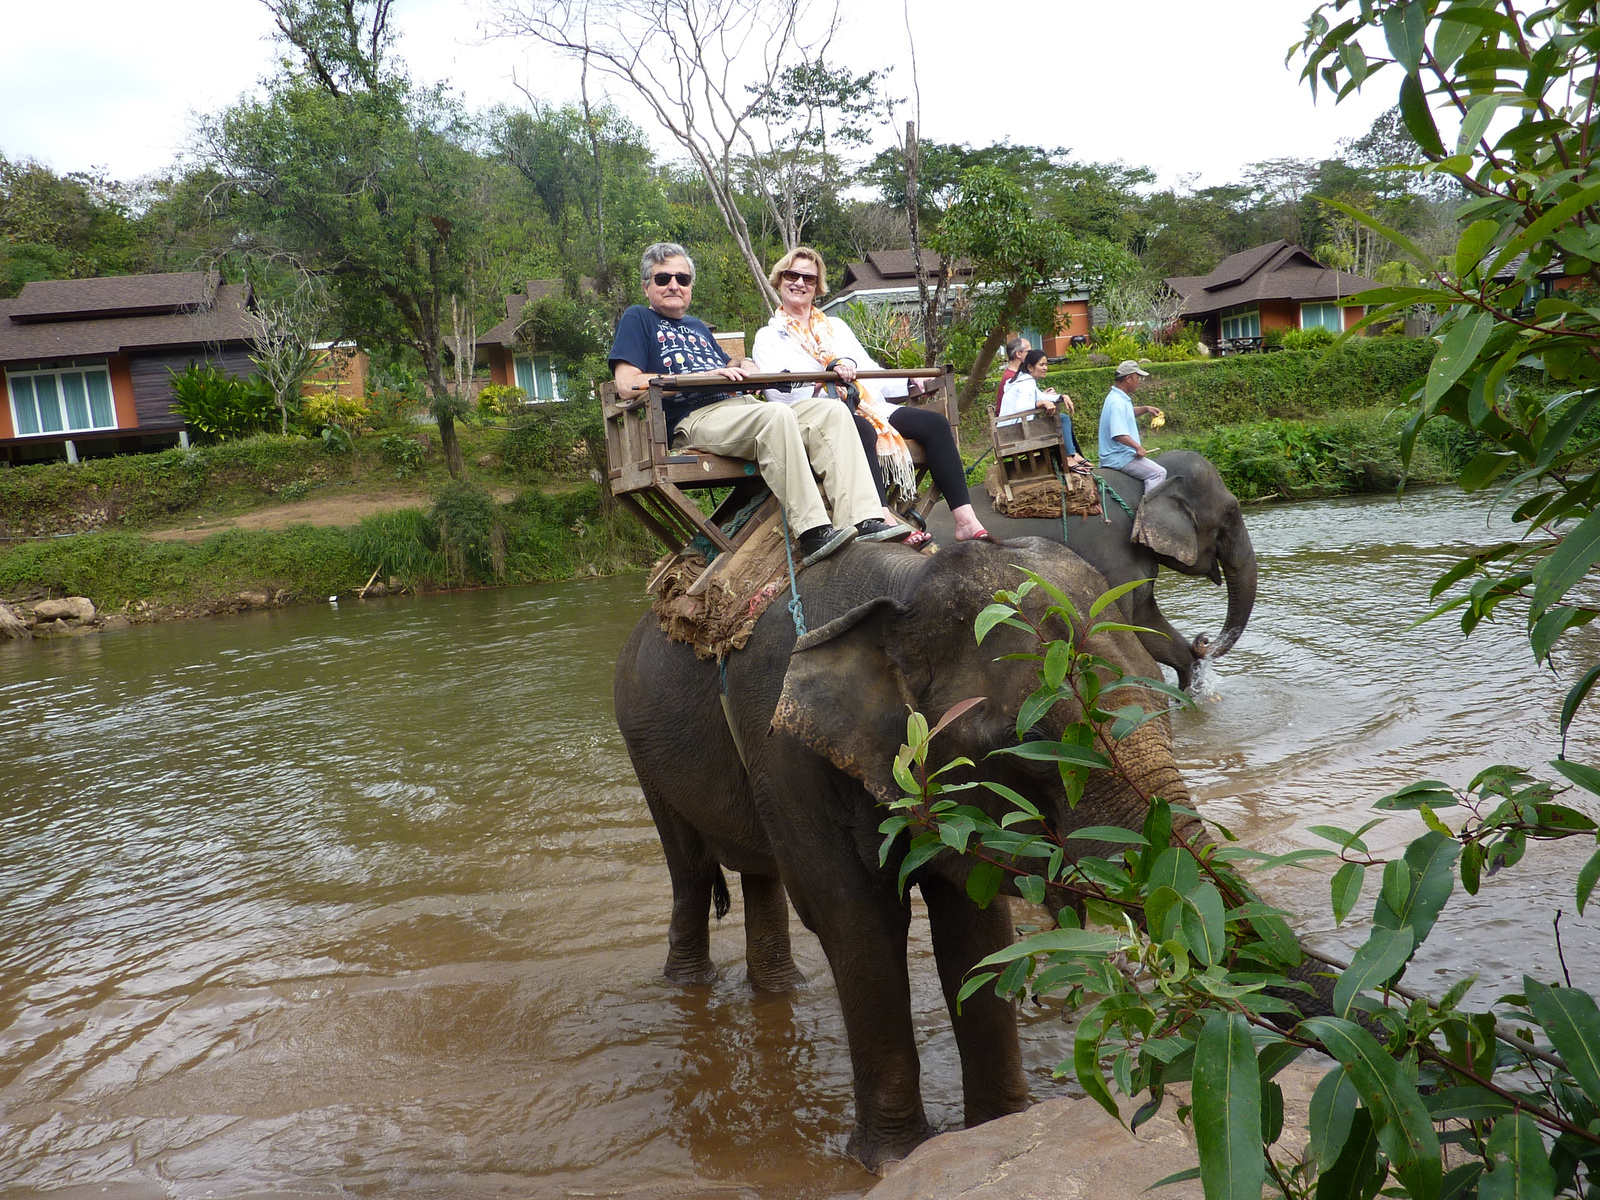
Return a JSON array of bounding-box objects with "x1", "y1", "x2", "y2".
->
[{"x1": 1, "y1": 485, "x2": 1596, "y2": 1196}]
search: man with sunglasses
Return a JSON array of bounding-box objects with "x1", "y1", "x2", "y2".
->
[{"x1": 610, "y1": 242, "x2": 882, "y2": 565}]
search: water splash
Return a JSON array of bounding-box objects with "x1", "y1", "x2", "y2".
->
[{"x1": 1186, "y1": 654, "x2": 1222, "y2": 703}]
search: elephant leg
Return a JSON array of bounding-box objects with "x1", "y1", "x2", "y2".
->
[
  {"x1": 641, "y1": 785, "x2": 722, "y2": 985},
  {"x1": 921, "y1": 875, "x2": 1029, "y2": 1126},
  {"x1": 740, "y1": 873, "x2": 805, "y2": 992},
  {"x1": 788, "y1": 872, "x2": 932, "y2": 1172},
  {"x1": 1126, "y1": 583, "x2": 1197, "y2": 691}
]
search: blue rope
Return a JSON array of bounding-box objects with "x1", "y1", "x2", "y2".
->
[{"x1": 779, "y1": 508, "x2": 808, "y2": 638}]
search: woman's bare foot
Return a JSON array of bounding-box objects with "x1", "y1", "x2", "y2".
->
[{"x1": 951, "y1": 503, "x2": 987, "y2": 541}]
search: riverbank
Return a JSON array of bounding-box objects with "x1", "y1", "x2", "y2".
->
[{"x1": 0, "y1": 340, "x2": 1454, "y2": 622}]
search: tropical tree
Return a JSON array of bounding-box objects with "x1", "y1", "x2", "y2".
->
[{"x1": 200, "y1": 0, "x2": 489, "y2": 476}]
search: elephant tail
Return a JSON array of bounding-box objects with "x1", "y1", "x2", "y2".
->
[{"x1": 713, "y1": 868, "x2": 731, "y2": 920}]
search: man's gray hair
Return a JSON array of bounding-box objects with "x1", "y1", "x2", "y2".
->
[
  {"x1": 1005, "y1": 337, "x2": 1026, "y2": 361},
  {"x1": 640, "y1": 242, "x2": 695, "y2": 285}
]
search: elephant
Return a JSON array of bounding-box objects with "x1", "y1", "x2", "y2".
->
[
  {"x1": 613, "y1": 534, "x2": 1223, "y2": 1173},
  {"x1": 924, "y1": 450, "x2": 1257, "y2": 691}
]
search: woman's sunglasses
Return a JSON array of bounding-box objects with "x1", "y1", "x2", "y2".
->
[
  {"x1": 780, "y1": 270, "x2": 819, "y2": 285},
  {"x1": 652, "y1": 272, "x2": 694, "y2": 287}
]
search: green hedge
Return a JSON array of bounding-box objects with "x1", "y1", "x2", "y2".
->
[{"x1": 1032, "y1": 338, "x2": 1436, "y2": 436}]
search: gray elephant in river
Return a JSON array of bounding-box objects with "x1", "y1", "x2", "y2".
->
[
  {"x1": 614, "y1": 535, "x2": 1222, "y2": 1172},
  {"x1": 925, "y1": 450, "x2": 1256, "y2": 690}
]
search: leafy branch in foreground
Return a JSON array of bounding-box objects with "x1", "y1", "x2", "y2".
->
[{"x1": 883, "y1": 574, "x2": 1600, "y2": 1200}]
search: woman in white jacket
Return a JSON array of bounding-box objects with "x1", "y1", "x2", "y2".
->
[
  {"x1": 999, "y1": 349, "x2": 1086, "y2": 464},
  {"x1": 751, "y1": 247, "x2": 988, "y2": 544}
]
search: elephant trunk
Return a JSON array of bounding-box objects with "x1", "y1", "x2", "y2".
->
[{"x1": 1208, "y1": 512, "x2": 1257, "y2": 660}]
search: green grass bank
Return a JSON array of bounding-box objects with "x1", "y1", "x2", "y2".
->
[{"x1": 963, "y1": 338, "x2": 1472, "y2": 500}]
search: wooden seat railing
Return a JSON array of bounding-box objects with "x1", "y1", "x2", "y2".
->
[
  {"x1": 603, "y1": 364, "x2": 958, "y2": 556},
  {"x1": 989, "y1": 407, "x2": 1068, "y2": 489}
]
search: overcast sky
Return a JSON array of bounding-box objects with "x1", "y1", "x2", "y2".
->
[{"x1": 0, "y1": 0, "x2": 1399, "y2": 193}]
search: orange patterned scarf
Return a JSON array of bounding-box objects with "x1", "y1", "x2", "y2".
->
[{"x1": 777, "y1": 306, "x2": 918, "y2": 499}]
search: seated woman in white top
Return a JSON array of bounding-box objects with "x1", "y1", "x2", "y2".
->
[
  {"x1": 751, "y1": 246, "x2": 989, "y2": 544},
  {"x1": 999, "y1": 349, "x2": 1087, "y2": 465}
]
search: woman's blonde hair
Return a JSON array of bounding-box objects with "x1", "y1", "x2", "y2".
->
[{"x1": 768, "y1": 246, "x2": 829, "y2": 298}]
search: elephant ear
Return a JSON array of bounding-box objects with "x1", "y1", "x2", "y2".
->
[
  {"x1": 1131, "y1": 485, "x2": 1200, "y2": 568},
  {"x1": 771, "y1": 597, "x2": 913, "y2": 806}
]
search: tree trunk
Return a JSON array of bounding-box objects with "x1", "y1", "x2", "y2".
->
[
  {"x1": 437, "y1": 411, "x2": 465, "y2": 479},
  {"x1": 956, "y1": 282, "x2": 1030, "y2": 413},
  {"x1": 904, "y1": 121, "x2": 941, "y2": 367}
]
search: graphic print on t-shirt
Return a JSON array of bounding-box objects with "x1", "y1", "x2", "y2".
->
[{"x1": 656, "y1": 320, "x2": 725, "y2": 375}]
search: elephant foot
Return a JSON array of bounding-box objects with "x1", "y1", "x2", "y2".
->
[
  {"x1": 663, "y1": 958, "x2": 717, "y2": 986},
  {"x1": 747, "y1": 960, "x2": 807, "y2": 992},
  {"x1": 848, "y1": 1121, "x2": 935, "y2": 1176}
]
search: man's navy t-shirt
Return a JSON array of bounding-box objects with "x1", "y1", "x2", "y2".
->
[{"x1": 608, "y1": 305, "x2": 731, "y2": 437}]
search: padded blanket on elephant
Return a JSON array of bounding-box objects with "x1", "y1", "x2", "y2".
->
[
  {"x1": 984, "y1": 463, "x2": 1102, "y2": 519},
  {"x1": 648, "y1": 507, "x2": 793, "y2": 661}
]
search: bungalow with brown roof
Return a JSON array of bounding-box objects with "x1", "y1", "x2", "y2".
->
[
  {"x1": 1165, "y1": 241, "x2": 1379, "y2": 352},
  {"x1": 820, "y1": 250, "x2": 1093, "y2": 356},
  {"x1": 478, "y1": 279, "x2": 745, "y2": 401},
  {"x1": 0, "y1": 271, "x2": 256, "y2": 464}
]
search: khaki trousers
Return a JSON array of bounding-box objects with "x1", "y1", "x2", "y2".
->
[{"x1": 673, "y1": 396, "x2": 882, "y2": 533}]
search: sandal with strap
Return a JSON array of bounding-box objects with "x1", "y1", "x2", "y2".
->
[
  {"x1": 902, "y1": 529, "x2": 934, "y2": 550},
  {"x1": 957, "y1": 528, "x2": 996, "y2": 543}
]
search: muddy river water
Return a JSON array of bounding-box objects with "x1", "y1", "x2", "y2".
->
[{"x1": 2, "y1": 486, "x2": 1597, "y2": 1199}]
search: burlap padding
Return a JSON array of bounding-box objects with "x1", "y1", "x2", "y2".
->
[
  {"x1": 649, "y1": 508, "x2": 793, "y2": 661},
  {"x1": 985, "y1": 463, "x2": 1102, "y2": 520}
]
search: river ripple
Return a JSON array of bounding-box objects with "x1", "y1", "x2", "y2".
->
[{"x1": 0, "y1": 486, "x2": 1596, "y2": 1198}]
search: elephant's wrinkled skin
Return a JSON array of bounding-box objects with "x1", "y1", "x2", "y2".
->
[
  {"x1": 614, "y1": 536, "x2": 1209, "y2": 1172},
  {"x1": 926, "y1": 450, "x2": 1257, "y2": 690}
]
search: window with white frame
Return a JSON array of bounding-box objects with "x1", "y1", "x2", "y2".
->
[
  {"x1": 1300, "y1": 302, "x2": 1343, "y2": 332},
  {"x1": 7, "y1": 362, "x2": 117, "y2": 437},
  {"x1": 1221, "y1": 311, "x2": 1260, "y2": 340},
  {"x1": 513, "y1": 354, "x2": 565, "y2": 402}
]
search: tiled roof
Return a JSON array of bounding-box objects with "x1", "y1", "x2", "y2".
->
[
  {"x1": 0, "y1": 280, "x2": 254, "y2": 363},
  {"x1": 480, "y1": 278, "x2": 595, "y2": 346},
  {"x1": 8, "y1": 271, "x2": 220, "y2": 322},
  {"x1": 1165, "y1": 242, "x2": 1379, "y2": 317},
  {"x1": 830, "y1": 252, "x2": 974, "y2": 303}
]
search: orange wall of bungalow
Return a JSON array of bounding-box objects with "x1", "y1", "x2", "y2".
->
[
  {"x1": 0, "y1": 353, "x2": 140, "y2": 442},
  {"x1": 1041, "y1": 301, "x2": 1091, "y2": 356},
  {"x1": 1259, "y1": 300, "x2": 1298, "y2": 334},
  {"x1": 300, "y1": 347, "x2": 369, "y2": 400},
  {"x1": 487, "y1": 346, "x2": 511, "y2": 387}
]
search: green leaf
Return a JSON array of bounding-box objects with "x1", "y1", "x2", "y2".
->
[
  {"x1": 1332, "y1": 861, "x2": 1366, "y2": 926},
  {"x1": 1478, "y1": 1111, "x2": 1556, "y2": 1200},
  {"x1": 1531, "y1": 508, "x2": 1600, "y2": 619},
  {"x1": 1073, "y1": 1001, "x2": 1123, "y2": 1124},
  {"x1": 1455, "y1": 220, "x2": 1501, "y2": 281},
  {"x1": 1578, "y1": 847, "x2": 1600, "y2": 917},
  {"x1": 1309, "y1": 1065, "x2": 1359, "y2": 1167},
  {"x1": 973, "y1": 927, "x2": 1124, "y2": 968},
  {"x1": 1335, "y1": 927, "x2": 1416, "y2": 1018},
  {"x1": 1434, "y1": 2, "x2": 1486, "y2": 71},
  {"x1": 955, "y1": 971, "x2": 998, "y2": 1011},
  {"x1": 989, "y1": 740, "x2": 1112, "y2": 769},
  {"x1": 1299, "y1": 1017, "x2": 1442, "y2": 1200},
  {"x1": 966, "y1": 860, "x2": 1005, "y2": 908},
  {"x1": 1456, "y1": 93, "x2": 1505, "y2": 154},
  {"x1": 1142, "y1": 1166, "x2": 1201, "y2": 1192},
  {"x1": 1181, "y1": 881, "x2": 1227, "y2": 968},
  {"x1": 1256, "y1": 1039, "x2": 1306, "y2": 1081},
  {"x1": 1260, "y1": 1078, "x2": 1284, "y2": 1146},
  {"x1": 1399, "y1": 71, "x2": 1445, "y2": 156},
  {"x1": 1524, "y1": 977, "x2": 1600, "y2": 1108},
  {"x1": 1016, "y1": 874, "x2": 1047, "y2": 905},
  {"x1": 1424, "y1": 1085, "x2": 1514, "y2": 1121},
  {"x1": 1192, "y1": 1011, "x2": 1265, "y2": 1200},
  {"x1": 1427, "y1": 311, "x2": 1495, "y2": 406},
  {"x1": 1146, "y1": 846, "x2": 1201, "y2": 897},
  {"x1": 1088, "y1": 576, "x2": 1152, "y2": 620},
  {"x1": 1559, "y1": 664, "x2": 1600, "y2": 751},
  {"x1": 975, "y1": 602, "x2": 1026, "y2": 644},
  {"x1": 1376, "y1": 780, "x2": 1460, "y2": 810},
  {"x1": 896, "y1": 833, "x2": 944, "y2": 894},
  {"x1": 1382, "y1": 0, "x2": 1426, "y2": 74},
  {"x1": 1440, "y1": 1162, "x2": 1485, "y2": 1200},
  {"x1": 1316, "y1": 1104, "x2": 1382, "y2": 1199},
  {"x1": 1316, "y1": 195, "x2": 1435, "y2": 271},
  {"x1": 1374, "y1": 832, "x2": 1459, "y2": 946},
  {"x1": 1381, "y1": 858, "x2": 1412, "y2": 915},
  {"x1": 1144, "y1": 885, "x2": 1185, "y2": 942},
  {"x1": 1064, "y1": 825, "x2": 1150, "y2": 845}
]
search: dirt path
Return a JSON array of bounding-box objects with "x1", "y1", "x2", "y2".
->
[{"x1": 145, "y1": 487, "x2": 519, "y2": 543}]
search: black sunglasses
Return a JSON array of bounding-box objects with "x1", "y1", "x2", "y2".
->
[
  {"x1": 652, "y1": 272, "x2": 693, "y2": 287},
  {"x1": 780, "y1": 269, "x2": 819, "y2": 284}
]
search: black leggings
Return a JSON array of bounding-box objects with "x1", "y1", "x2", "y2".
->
[{"x1": 852, "y1": 404, "x2": 972, "y2": 510}]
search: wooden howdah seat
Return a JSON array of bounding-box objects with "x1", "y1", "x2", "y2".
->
[
  {"x1": 602, "y1": 364, "x2": 959, "y2": 556},
  {"x1": 989, "y1": 408, "x2": 1067, "y2": 490}
]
